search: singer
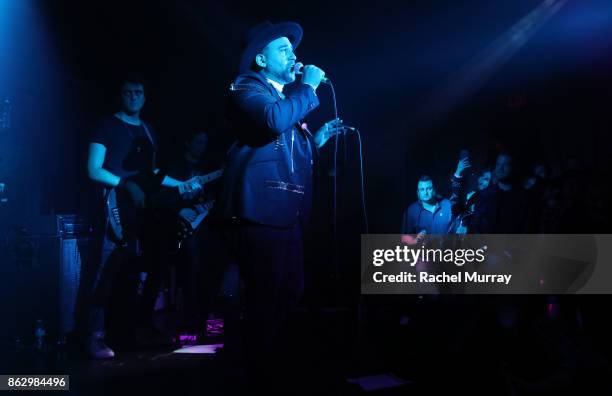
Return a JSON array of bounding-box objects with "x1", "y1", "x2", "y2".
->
[{"x1": 213, "y1": 21, "x2": 339, "y2": 387}]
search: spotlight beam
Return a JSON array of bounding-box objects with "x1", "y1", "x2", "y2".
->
[{"x1": 418, "y1": 0, "x2": 568, "y2": 128}]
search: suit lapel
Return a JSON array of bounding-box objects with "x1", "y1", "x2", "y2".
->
[
  {"x1": 245, "y1": 71, "x2": 283, "y2": 100},
  {"x1": 245, "y1": 72, "x2": 310, "y2": 140}
]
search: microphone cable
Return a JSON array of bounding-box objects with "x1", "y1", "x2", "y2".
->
[
  {"x1": 326, "y1": 81, "x2": 370, "y2": 285},
  {"x1": 327, "y1": 80, "x2": 369, "y2": 234},
  {"x1": 352, "y1": 127, "x2": 369, "y2": 233},
  {"x1": 329, "y1": 80, "x2": 341, "y2": 276}
]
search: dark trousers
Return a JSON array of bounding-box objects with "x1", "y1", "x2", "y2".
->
[
  {"x1": 87, "y1": 231, "x2": 126, "y2": 333},
  {"x1": 87, "y1": 219, "x2": 166, "y2": 334},
  {"x1": 175, "y1": 225, "x2": 226, "y2": 324},
  {"x1": 220, "y1": 223, "x2": 304, "y2": 372}
]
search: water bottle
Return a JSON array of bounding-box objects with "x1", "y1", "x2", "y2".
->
[{"x1": 34, "y1": 319, "x2": 46, "y2": 350}]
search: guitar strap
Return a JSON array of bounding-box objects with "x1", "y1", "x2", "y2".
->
[
  {"x1": 141, "y1": 122, "x2": 155, "y2": 148},
  {"x1": 141, "y1": 122, "x2": 157, "y2": 170}
]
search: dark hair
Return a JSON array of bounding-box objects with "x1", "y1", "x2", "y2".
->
[
  {"x1": 418, "y1": 175, "x2": 433, "y2": 183},
  {"x1": 118, "y1": 72, "x2": 147, "y2": 94},
  {"x1": 479, "y1": 168, "x2": 492, "y2": 177}
]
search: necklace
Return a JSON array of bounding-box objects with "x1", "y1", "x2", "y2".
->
[{"x1": 115, "y1": 113, "x2": 154, "y2": 147}]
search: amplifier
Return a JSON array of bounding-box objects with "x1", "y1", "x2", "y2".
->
[
  {"x1": 1, "y1": 233, "x2": 97, "y2": 341},
  {"x1": 56, "y1": 214, "x2": 93, "y2": 238}
]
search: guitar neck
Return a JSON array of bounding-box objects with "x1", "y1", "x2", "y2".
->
[{"x1": 197, "y1": 170, "x2": 223, "y2": 184}]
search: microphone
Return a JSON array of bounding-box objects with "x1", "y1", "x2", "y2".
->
[{"x1": 293, "y1": 62, "x2": 330, "y2": 84}]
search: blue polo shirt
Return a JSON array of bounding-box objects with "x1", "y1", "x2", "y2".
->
[{"x1": 401, "y1": 198, "x2": 453, "y2": 234}]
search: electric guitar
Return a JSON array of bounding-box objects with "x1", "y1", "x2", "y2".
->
[
  {"x1": 105, "y1": 169, "x2": 223, "y2": 243},
  {"x1": 174, "y1": 199, "x2": 215, "y2": 249}
]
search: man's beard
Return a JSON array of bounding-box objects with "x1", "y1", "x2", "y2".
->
[
  {"x1": 277, "y1": 67, "x2": 296, "y2": 84},
  {"x1": 280, "y1": 71, "x2": 296, "y2": 84}
]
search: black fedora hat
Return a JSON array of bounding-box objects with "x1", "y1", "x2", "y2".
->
[{"x1": 239, "y1": 21, "x2": 303, "y2": 74}]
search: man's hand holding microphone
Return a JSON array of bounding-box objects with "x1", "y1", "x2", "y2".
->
[{"x1": 294, "y1": 62, "x2": 327, "y2": 90}]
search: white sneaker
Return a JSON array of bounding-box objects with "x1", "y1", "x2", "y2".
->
[{"x1": 88, "y1": 331, "x2": 115, "y2": 359}]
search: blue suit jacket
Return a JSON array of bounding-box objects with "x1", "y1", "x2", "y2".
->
[{"x1": 215, "y1": 71, "x2": 320, "y2": 227}]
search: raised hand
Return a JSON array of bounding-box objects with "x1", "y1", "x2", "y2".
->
[
  {"x1": 314, "y1": 118, "x2": 351, "y2": 148},
  {"x1": 455, "y1": 157, "x2": 472, "y2": 177},
  {"x1": 178, "y1": 177, "x2": 203, "y2": 199},
  {"x1": 302, "y1": 65, "x2": 326, "y2": 90}
]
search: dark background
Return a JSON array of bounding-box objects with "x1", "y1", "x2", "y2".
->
[
  {"x1": 1, "y1": 0, "x2": 611, "y2": 268},
  {"x1": 1, "y1": 2, "x2": 612, "y2": 390}
]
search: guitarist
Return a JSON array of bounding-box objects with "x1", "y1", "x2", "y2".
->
[
  {"x1": 164, "y1": 130, "x2": 222, "y2": 333},
  {"x1": 85, "y1": 74, "x2": 184, "y2": 359},
  {"x1": 166, "y1": 131, "x2": 215, "y2": 218}
]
